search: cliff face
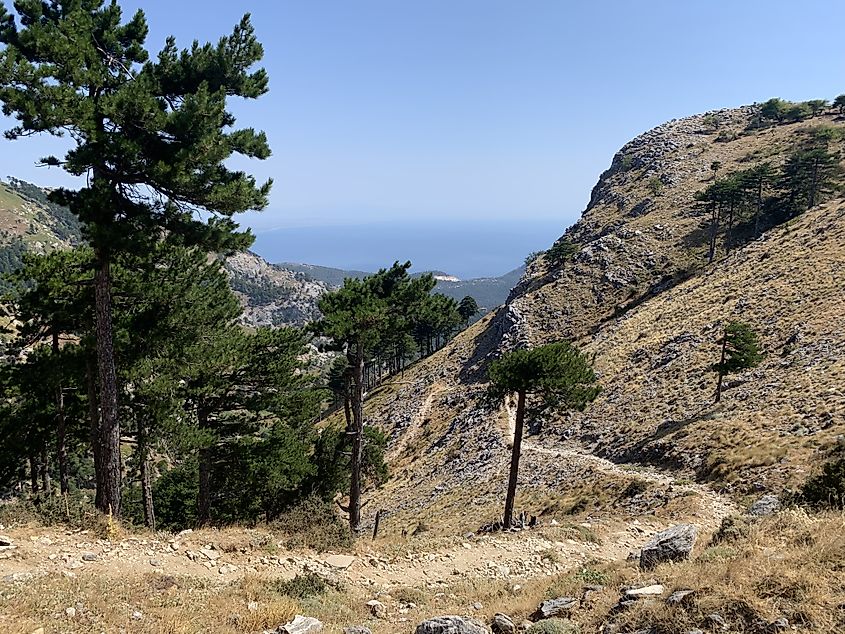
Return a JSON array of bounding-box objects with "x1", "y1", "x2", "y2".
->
[{"x1": 355, "y1": 105, "x2": 845, "y2": 532}]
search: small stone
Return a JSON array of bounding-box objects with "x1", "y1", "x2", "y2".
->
[
  {"x1": 666, "y1": 589, "x2": 695, "y2": 605},
  {"x1": 248, "y1": 601, "x2": 259, "y2": 612},
  {"x1": 280, "y1": 615, "x2": 323, "y2": 634},
  {"x1": 472, "y1": 602, "x2": 482, "y2": 611},
  {"x1": 65, "y1": 607, "x2": 77, "y2": 618},
  {"x1": 748, "y1": 495, "x2": 781, "y2": 517},
  {"x1": 531, "y1": 597, "x2": 577, "y2": 621},
  {"x1": 82, "y1": 553, "x2": 99, "y2": 562},
  {"x1": 366, "y1": 599, "x2": 386, "y2": 619},
  {"x1": 624, "y1": 584, "x2": 665, "y2": 598},
  {"x1": 30, "y1": 628, "x2": 45, "y2": 634},
  {"x1": 131, "y1": 610, "x2": 143, "y2": 621},
  {"x1": 491, "y1": 612, "x2": 516, "y2": 634},
  {"x1": 0, "y1": 535, "x2": 12, "y2": 547},
  {"x1": 770, "y1": 617, "x2": 789, "y2": 630},
  {"x1": 324, "y1": 554, "x2": 356, "y2": 569},
  {"x1": 343, "y1": 628, "x2": 372, "y2": 634},
  {"x1": 414, "y1": 616, "x2": 488, "y2": 634},
  {"x1": 149, "y1": 559, "x2": 162, "y2": 567},
  {"x1": 706, "y1": 613, "x2": 728, "y2": 630},
  {"x1": 218, "y1": 563, "x2": 237, "y2": 575}
]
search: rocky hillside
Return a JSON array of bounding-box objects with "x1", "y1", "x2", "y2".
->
[
  {"x1": 283, "y1": 261, "x2": 524, "y2": 311},
  {"x1": 352, "y1": 104, "x2": 845, "y2": 534},
  {"x1": 0, "y1": 181, "x2": 327, "y2": 328},
  {"x1": 224, "y1": 251, "x2": 326, "y2": 327}
]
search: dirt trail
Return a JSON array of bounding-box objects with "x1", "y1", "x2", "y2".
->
[{"x1": 503, "y1": 395, "x2": 738, "y2": 526}]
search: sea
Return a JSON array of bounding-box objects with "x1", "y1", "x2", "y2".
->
[{"x1": 250, "y1": 219, "x2": 565, "y2": 279}]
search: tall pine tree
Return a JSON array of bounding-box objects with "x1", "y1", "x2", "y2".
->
[{"x1": 0, "y1": 3, "x2": 272, "y2": 516}]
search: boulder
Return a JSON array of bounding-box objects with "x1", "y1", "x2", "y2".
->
[
  {"x1": 415, "y1": 616, "x2": 489, "y2": 634},
  {"x1": 278, "y1": 615, "x2": 323, "y2": 634},
  {"x1": 748, "y1": 495, "x2": 781, "y2": 517},
  {"x1": 530, "y1": 597, "x2": 577, "y2": 621},
  {"x1": 491, "y1": 613, "x2": 516, "y2": 634},
  {"x1": 639, "y1": 524, "x2": 697, "y2": 569}
]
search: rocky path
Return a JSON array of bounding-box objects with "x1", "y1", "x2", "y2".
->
[{"x1": 503, "y1": 395, "x2": 738, "y2": 529}]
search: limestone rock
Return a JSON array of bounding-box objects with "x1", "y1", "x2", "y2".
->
[
  {"x1": 491, "y1": 613, "x2": 515, "y2": 634},
  {"x1": 624, "y1": 584, "x2": 664, "y2": 598},
  {"x1": 366, "y1": 599, "x2": 386, "y2": 619},
  {"x1": 530, "y1": 597, "x2": 577, "y2": 621},
  {"x1": 748, "y1": 495, "x2": 781, "y2": 517},
  {"x1": 324, "y1": 554, "x2": 356, "y2": 569},
  {"x1": 278, "y1": 615, "x2": 323, "y2": 634},
  {"x1": 640, "y1": 524, "x2": 698, "y2": 569},
  {"x1": 415, "y1": 616, "x2": 489, "y2": 634}
]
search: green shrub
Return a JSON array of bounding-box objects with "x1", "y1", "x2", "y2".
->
[
  {"x1": 271, "y1": 495, "x2": 352, "y2": 552},
  {"x1": 275, "y1": 573, "x2": 328, "y2": 599},
  {"x1": 574, "y1": 566, "x2": 609, "y2": 586},
  {"x1": 646, "y1": 176, "x2": 664, "y2": 196},
  {"x1": 0, "y1": 491, "x2": 97, "y2": 529},
  {"x1": 527, "y1": 618, "x2": 580, "y2": 634},
  {"x1": 545, "y1": 239, "x2": 579, "y2": 266}
]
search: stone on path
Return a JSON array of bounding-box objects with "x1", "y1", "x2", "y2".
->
[{"x1": 324, "y1": 554, "x2": 356, "y2": 569}]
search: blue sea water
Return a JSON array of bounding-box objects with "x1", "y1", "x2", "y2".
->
[{"x1": 250, "y1": 219, "x2": 565, "y2": 279}]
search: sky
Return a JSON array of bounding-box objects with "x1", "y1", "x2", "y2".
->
[{"x1": 1, "y1": 1, "x2": 844, "y2": 237}]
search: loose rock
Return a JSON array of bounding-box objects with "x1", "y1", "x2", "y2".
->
[
  {"x1": 640, "y1": 524, "x2": 698, "y2": 569},
  {"x1": 415, "y1": 616, "x2": 489, "y2": 634},
  {"x1": 491, "y1": 613, "x2": 515, "y2": 634},
  {"x1": 531, "y1": 597, "x2": 577, "y2": 621},
  {"x1": 277, "y1": 615, "x2": 323, "y2": 634},
  {"x1": 748, "y1": 495, "x2": 781, "y2": 517}
]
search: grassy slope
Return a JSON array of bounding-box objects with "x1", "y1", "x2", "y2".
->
[{"x1": 354, "y1": 107, "x2": 845, "y2": 534}]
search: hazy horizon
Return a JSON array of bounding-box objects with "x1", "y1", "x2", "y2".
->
[{"x1": 250, "y1": 218, "x2": 562, "y2": 279}]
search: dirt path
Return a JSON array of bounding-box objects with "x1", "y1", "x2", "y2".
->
[{"x1": 503, "y1": 395, "x2": 738, "y2": 525}]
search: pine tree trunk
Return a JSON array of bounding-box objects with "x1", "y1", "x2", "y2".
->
[
  {"x1": 86, "y1": 354, "x2": 104, "y2": 509},
  {"x1": 715, "y1": 332, "x2": 728, "y2": 404},
  {"x1": 39, "y1": 446, "x2": 51, "y2": 496},
  {"x1": 503, "y1": 390, "x2": 526, "y2": 529},
  {"x1": 28, "y1": 453, "x2": 39, "y2": 498},
  {"x1": 138, "y1": 419, "x2": 156, "y2": 531},
  {"x1": 349, "y1": 340, "x2": 365, "y2": 533},
  {"x1": 53, "y1": 331, "x2": 69, "y2": 496},
  {"x1": 197, "y1": 407, "x2": 212, "y2": 526},
  {"x1": 708, "y1": 202, "x2": 721, "y2": 264},
  {"x1": 725, "y1": 202, "x2": 735, "y2": 254},
  {"x1": 94, "y1": 252, "x2": 121, "y2": 516}
]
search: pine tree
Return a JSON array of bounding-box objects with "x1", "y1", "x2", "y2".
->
[
  {"x1": 458, "y1": 296, "x2": 480, "y2": 325},
  {"x1": 313, "y1": 261, "x2": 435, "y2": 532},
  {"x1": 0, "y1": 2, "x2": 272, "y2": 517},
  {"x1": 713, "y1": 321, "x2": 764, "y2": 404},
  {"x1": 488, "y1": 342, "x2": 600, "y2": 528}
]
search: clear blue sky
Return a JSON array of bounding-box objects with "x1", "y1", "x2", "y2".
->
[{"x1": 1, "y1": 0, "x2": 844, "y2": 233}]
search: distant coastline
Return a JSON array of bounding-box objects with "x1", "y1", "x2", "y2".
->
[{"x1": 250, "y1": 219, "x2": 564, "y2": 279}]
